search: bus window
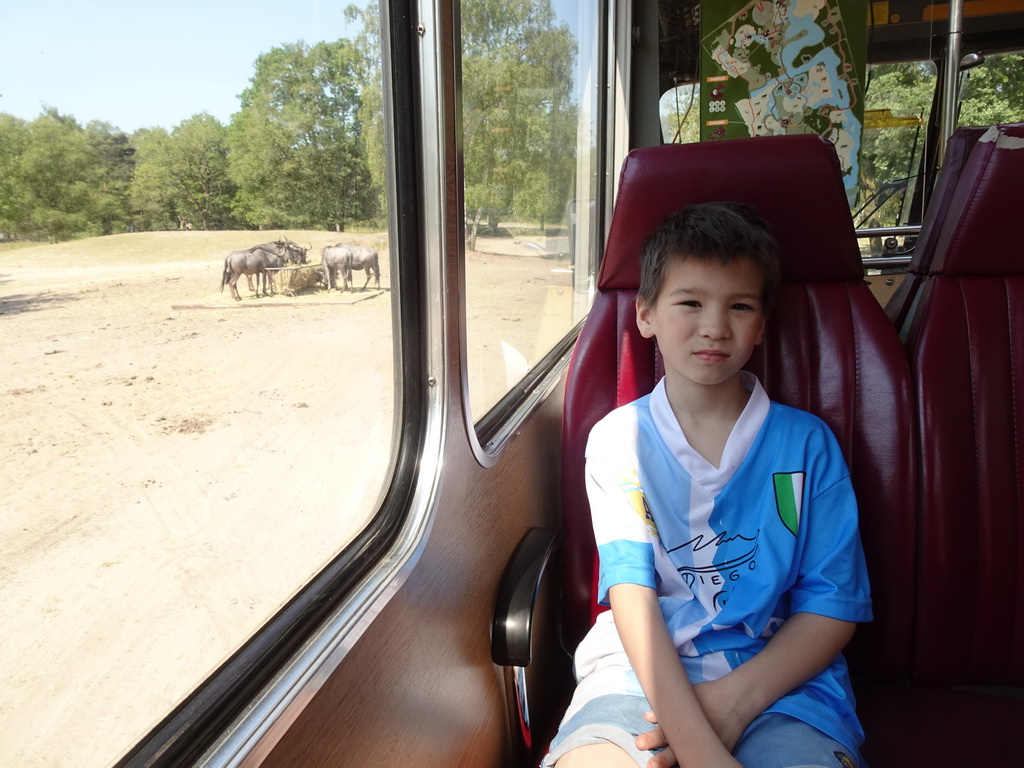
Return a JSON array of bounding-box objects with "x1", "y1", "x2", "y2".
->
[
  {"x1": 461, "y1": 0, "x2": 601, "y2": 424},
  {"x1": 855, "y1": 60, "x2": 937, "y2": 231},
  {"x1": 0, "y1": 2, "x2": 402, "y2": 764},
  {"x1": 659, "y1": 83, "x2": 701, "y2": 144},
  {"x1": 958, "y1": 50, "x2": 1024, "y2": 127}
]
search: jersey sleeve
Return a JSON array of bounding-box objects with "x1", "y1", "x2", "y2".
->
[
  {"x1": 788, "y1": 424, "x2": 873, "y2": 623},
  {"x1": 585, "y1": 412, "x2": 659, "y2": 605}
]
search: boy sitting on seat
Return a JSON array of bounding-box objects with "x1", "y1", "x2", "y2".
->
[{"x1": 544, "y1": 202, "x2": 872, "y2": 768}]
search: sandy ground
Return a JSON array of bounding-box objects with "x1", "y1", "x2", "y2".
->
[{"x1": 0, "y1": 231, "x2": 577, "y2": 766}]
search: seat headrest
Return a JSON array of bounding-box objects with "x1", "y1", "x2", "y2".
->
[
  {"x1": 905, "y1": 125, "x2": 989, "y2": 274},
  {"x1": 599, "y1": 135, "x2": 862, "y2": 291},
  {"x1": 931, "y1": 122, "x2": 1024, "y2": 277}
]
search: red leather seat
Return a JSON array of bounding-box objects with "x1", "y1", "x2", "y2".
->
[
  {"x1": 560, "y1": 134, "x2": 917, "y2": 687},
  {"x1": 861, "y1": 122, "x2": 1024, "y2": 765},
  {"x1": 885, "y1": 126, "x2": 989, "y2": 335},
  {"x1": 899, "y1": 122, "x2": 1024, "y2": 684}
]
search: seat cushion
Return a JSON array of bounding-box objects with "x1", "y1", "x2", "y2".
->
[{"x1": 856, "y1": 681, "x2": 1024, "y2": 767}]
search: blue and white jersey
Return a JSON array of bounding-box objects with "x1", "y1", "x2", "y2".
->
[{"x1": 567, "y1": 373, "x2": 872, "y2": 753}]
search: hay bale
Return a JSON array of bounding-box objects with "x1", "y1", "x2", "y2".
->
[{"x1": 268, "y1": 264, "x2": 322, "y2": 296}]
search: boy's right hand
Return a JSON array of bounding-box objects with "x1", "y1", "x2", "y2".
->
[
  {"x1": 636, "y1": 705, "x2": 746, "y2": 768},
  {"x1": 636, "y1": 673, "x2": 756, "y2": 766},
  {"x1": 634, "y1": 712, "x2": 677, "y2": 768}
]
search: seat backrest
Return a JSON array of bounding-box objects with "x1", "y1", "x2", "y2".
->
[
  {"x1": 902, "y1": 122, "x2": 1024, "y2": 685},
  {"x1": 560, "y1": 135, "x2": 917, "y2": 679},
  {"x1": 885, "y1": 126, "x2": 989, "y2": 334}
]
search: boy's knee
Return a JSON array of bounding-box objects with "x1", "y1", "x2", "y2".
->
[
  {"x1": 553, "y1": 743, "x2": 640, "y2": 768},
  {"x1": 733, "y1": 714, "x2": 861, "y2": 768}
]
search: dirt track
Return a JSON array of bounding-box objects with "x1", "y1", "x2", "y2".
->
[{"x1": 0, "y1": 232, "x2": 575, "y2": 766}]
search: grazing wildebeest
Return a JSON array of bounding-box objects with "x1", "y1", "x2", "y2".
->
[
  {"x1": 321, "y1": 244, "x2": 352, "y2": 291},
  {"x1": 262, "y1": 239, "x2": 308, "y2": 265},
  {"x1": 238, "y1": 240, "x2": 310, "y2": 292},
  {"x1": 321, "y1": 243, "x2": 380, "y2": 291},
  {"x1": 220, "y1": 246, "x2": 284, "y2": 301}
]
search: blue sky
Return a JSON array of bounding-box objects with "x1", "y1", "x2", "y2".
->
[{"x1": 0, "y1": 0, "x2": 359, "y2": 132}]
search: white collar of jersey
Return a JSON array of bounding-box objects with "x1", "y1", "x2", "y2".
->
[{"x1": 650, "y1": 371, "x2": 771, "y2": 497}]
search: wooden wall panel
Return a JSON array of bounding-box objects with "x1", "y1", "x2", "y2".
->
[{"x1": 261, "y1": 386, "x2": 566, "y2": 767}]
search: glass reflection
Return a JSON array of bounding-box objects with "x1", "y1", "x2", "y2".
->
[{"x1": 461, "y1": 0, "x2": 600, "y2": 421}]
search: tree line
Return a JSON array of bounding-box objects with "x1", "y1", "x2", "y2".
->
[
  {"x1": 855, "y1": 52, "x2": 1024, "y2": 228},
  {"x1": 0, "y1": 35, "x2": 383, "y2": 243},
  {"x1": 1, "y1": 0, "x2": 582, "y2": 247}
]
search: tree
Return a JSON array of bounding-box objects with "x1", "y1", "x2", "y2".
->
[
  {"x1": 228, "y1": 40, "x2": 375, "y2": 230},
  {"x1": 132, "y1": 115, "x2": 234, "y2": 231},
  {"x1": 17, "y1": 109, "x2": 110, "y2": 241},
  {"x1": 170, "y1": 114, "x2": 234, "y2": 230},
  {"x1": 958, "y1": 52, "x2": 1024, "y2": 127},
  {"x1": 853, "y1": 54, "x2": 1024, "y2": 231},
  {"x1": 0, "y1": 110, "x2": 135, "y2": 240},
  {"x1": 131, "y1": 127, "x2": 176, "y2": 230},
  {"x1": 460, "y1": 0, "x2": 578, "y2": 250},
  {"x1": 346, "y1": 1, "x2": 387, "y2": 226},
  {"x1": 0, "y1": 114, "x2": 30, "y2": 236},
  {"x1": 660, "y1": 83, "x2": 701, "y2": 144},
  {"x1": 84, "y1": 120, "x2": 135, "y2": 236},
  {"x1": 855, "y1": 62, "x2": 936, "y2": 229}
]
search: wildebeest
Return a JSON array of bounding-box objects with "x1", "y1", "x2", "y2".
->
[
  {"x1": 263, "y1": 239, "x2": 308, "y2": 266},
  {"x1": 321, "y1": 243, "x2": 381, "y2": 291},
  {"x1": 232, "y1": 240, "x2": 311, "y2": 295},
  {"x1": 221, "y1": 246, "x2": 285, "y2": 301}
]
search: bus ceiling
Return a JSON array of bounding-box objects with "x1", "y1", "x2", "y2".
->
[{"x1": 867, "y1": 0, "x2": 1024, "y2": 62}]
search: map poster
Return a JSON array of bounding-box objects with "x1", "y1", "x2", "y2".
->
[{"x1": 700, "y1": 0, "x2": 867, "y2": 202}]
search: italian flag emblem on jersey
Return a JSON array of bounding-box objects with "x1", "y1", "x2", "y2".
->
[{"x1": 773, "y1": 472, "x2": 805, "y2": 537}]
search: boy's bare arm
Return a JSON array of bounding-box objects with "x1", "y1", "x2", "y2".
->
[
  {"x1": 608, "y1": 583, "x2": 742, "y2": 768},
  {"x1": 636, "y1": 612, "x2": 856, "y2": 767},
  {"x1": 705, "y1": 612, "x2": 856, "y2": 731}
]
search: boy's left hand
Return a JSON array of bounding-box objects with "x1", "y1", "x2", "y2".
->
[{"x1": 692, "y1": 676, "x2": 756, "y2": 750}]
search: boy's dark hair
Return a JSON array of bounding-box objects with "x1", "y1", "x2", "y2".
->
[{"x1": 637, "y1": 201, "x2": 781, "y2": 317}]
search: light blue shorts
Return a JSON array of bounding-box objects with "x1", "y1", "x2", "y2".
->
[
  {"x1": 542, "y1": 694, "x2": 864, "y2": 768},
  {"x1": 541, "y1": 694, "x2": 657, "y2": 767}
]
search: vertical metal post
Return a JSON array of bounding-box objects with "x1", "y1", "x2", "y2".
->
[{"x1": 937, "y1": 0, "x2": 965, "y2": 167}]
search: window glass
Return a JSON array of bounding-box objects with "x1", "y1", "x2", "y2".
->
[
  {"x1": 660, "y1": 83, "x2": 701, "y2": 145},
  {"x1": 958, "y1": 50, "x2": 1024, "y2": 128},
  {"x1": 461, "y1": 0, "x2": 601, "y2": 422},
  {"x1": 0, "y1": 1, "x2": 397, "y2": 764},
  {"x1": 855, "y1": 60, "x2": 937, "y2": 230}
]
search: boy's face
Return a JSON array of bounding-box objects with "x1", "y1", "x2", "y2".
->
[{"x1": 636, "y1": 254, "x2": 766, "y2": 392}]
